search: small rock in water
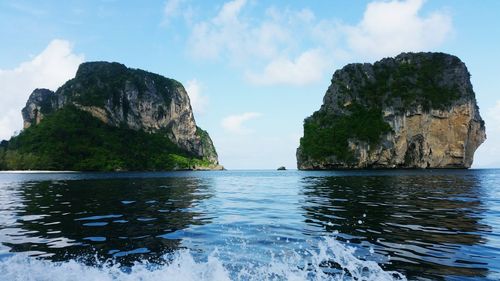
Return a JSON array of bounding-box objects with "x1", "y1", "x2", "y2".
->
[{"x1": 277, "y1": 166, "x2": 286, "y2": 170}]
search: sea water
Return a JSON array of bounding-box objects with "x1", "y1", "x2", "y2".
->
[{"x1": 0, "y1": 170, "x2": 498, "y2": 280}]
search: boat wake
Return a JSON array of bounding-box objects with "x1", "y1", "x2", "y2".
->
[{"x1": 0, "y1": 238, "x2": 406, "y2": 281}]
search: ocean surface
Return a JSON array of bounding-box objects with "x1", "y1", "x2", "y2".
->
[{"x1": 0, "y1": 169, "x2": 499, "y2": 280}]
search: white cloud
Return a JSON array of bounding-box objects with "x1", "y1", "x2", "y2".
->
[
  {"x1": 185, "y1": 0, "x2": 453, "y2": 86},
  {"x1": 162, "y1": 0, "x2": 184, "y2": 26},
  {"x1": 187, "y1": 2, "x2": 330, "y2": 85},
  {"x1": 246, "y1": 49, "x2": 330, "y2": 86},
  {"x1": 221, "y1": 112, "x2": 261, "y2": 134},
  {"x1": 188, "y1": 0, "x2": 281, "y2": 61},
  {"x1": 185, "y1": 79, "x2": 208, "y2": 115},
  {"x1": 474, "y1": 100, "x2": 500, "y2": 168},
  {"x1": 189, "y1": 0, "x2": 313, "y2": 62},
  {"x1": 214, "y1": 0, "x2": 246, "y2": 24},
  {"x1": 0, "y1": 39, "x2": 84, "y2": 140},
  {"x1": 345, "y1": 0, "x2": 452, "y2": 59}
]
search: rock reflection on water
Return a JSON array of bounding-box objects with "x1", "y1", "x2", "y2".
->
[
  {"x1": 0, "y1": 177, "x2": 213, "y2": 264},
  {"x1": 301, "y1": 173, "x2": 492, "y2": 280},
  {"x1": 0, "y1": 170, "x2": 498, "y2": 280}
]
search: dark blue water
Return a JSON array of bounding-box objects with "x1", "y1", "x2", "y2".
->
[{"x1": 0, "y1": 170, "x2": 499, "y2": 280}]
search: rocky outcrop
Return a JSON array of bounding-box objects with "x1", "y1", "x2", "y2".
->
[
  {"x1": 22, "y1": 61, "x2": 219, "y2": 166},
  {"x1": 22, "y1": 89, "x2": 58, "y2": 129},
  {"x1": 297, "y1": 52, "x2": 486, "y2": 169}
]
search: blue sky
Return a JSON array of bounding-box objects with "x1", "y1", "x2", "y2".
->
[{"x1": 0, "y1": 0, "x2": 499, "y2": 169}]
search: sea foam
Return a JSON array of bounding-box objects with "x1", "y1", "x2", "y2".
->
[{"x1": 0, "y1": 238, "x2": 406, "y2": 281}]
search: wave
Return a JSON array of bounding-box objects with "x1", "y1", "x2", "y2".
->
[{"x1": 0, "y1": 238, "x2": 406, "y2": 281}]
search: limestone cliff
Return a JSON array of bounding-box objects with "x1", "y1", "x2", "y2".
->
[
  {"x1": 11, "y1": 61, "x2": 220, "y2": 171},
  {"x1": 297, "y1": 52, "x2": 486, "y2": 169},
  {"x1": 22, "y1": 89, "x2": 58, "y2": 129}
]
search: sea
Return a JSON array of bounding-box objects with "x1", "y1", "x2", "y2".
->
[{"x1": 0, "y1": 169, "x2": 499, "y2": 280}]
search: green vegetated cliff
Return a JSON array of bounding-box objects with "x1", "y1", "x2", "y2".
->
[
  {"x1": 0, "y1": 62, "x2": 221, "y2": 171},
  {"x1": 297, "y1": 52, "x2": 486, "y2": 169}
]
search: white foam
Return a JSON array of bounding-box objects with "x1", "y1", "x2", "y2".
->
[{"x1": 0, "y1": 238, "x2": 406, "y2": 281}]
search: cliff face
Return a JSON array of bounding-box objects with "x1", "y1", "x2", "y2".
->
[
  {"x1": 22, "y1": 89, "x2": 58, "y2": 129},
  {"x1": 297, "y1": 52, "x2": 486, "y2": 169},
  {"x1": 17, "y1": 62, "x2": 219, "y2": 169}
]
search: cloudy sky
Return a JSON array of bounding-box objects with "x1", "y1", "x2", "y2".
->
[{"x1": 0, "y1": 0, "x2": 499, "y2": 169}]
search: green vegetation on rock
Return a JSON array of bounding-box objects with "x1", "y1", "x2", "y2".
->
[
  {"x1": 376, "y1": 53, "x2": 463, "y2": 111},
  {"x1": 195, "y1": 126, "x2": 218, "y2": 162},
  {"x1": 0, "y1": 141, "x2": 7, "y2": 170},
  {"x1": 0, "y1": 106, "x2": 211, "y2": 171},
  {"x1": 337, "y1": 53, "x2": 464, "y2": 112},
  {"x1": 60, "y1": 62, "x2": 183, "y2": 108},
  {"x1": 300, "y1": 103, "x2": 392, "y2": 162}
]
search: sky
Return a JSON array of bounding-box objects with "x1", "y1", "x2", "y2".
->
[{"x1": 0, "y1": 0, "x2": 499, "y2": 169}]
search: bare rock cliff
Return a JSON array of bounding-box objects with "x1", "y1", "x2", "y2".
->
[{"x1": 297, "y1": 52, "x2": 486, "y2": 169}]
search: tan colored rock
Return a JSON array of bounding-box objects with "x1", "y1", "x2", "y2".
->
[{"x1": 348, "y1": 102, "x2": 485, "y2": 168}]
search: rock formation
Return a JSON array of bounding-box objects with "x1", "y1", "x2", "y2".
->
[
  {"x1": 22, "y1": 62, "x2": 218, "y2": 164},
  {"x1": 3, "y1": 61, "x2": 220, "y2": 171},
  {"x1": 297, "y1": 52, "x2": 486, "y2": 169},
  {"x1": 21, "y1": 88, "x2": 59, "y2": 129}
]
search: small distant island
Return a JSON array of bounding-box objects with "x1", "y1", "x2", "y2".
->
[
  {"x1": 0, "y1": 62, "x2": 223, "y2": 171},
  {"x1": 277, "y1": 166, "x2": 286, "y2": 171},
  {"x1": 297, "y1": 52, "x2": 486, "y2": 170}
]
